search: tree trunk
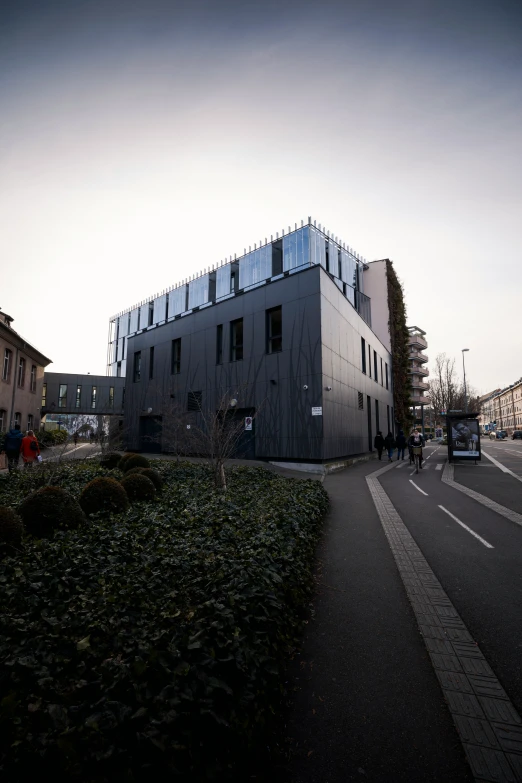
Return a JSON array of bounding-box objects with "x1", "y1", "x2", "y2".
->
[{"x1": 215, "y1": 460, "x2": 227, "y2": 491}]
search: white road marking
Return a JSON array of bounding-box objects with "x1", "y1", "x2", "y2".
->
[
  {"x1": 396, "y1": 462, "x2": 406, "y2": 469},
  {"x1": 502, "y1": 449, "x2": 522, "y2": 457},
  {"x1": 438, "y1": 505, "x2": 494, "y2": 549},
  {"x1": 435, "y1": 463, "x2": 443, "y2": 471},
  {"x1": 410, "y1": 480, "x2": 428, "y2": 496},
  {"x1": 482, "y1": 449, "x2": 522, "y2": 483}
]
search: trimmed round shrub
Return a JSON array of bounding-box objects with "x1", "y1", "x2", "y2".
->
[
  {"x1": 0, "y1": 507, "x2": 24, "y2": 549},
  {"x1": 100, "y1": 452, "x2": 122, "y2": 470},
  {"x1": 123, "y1": 454, "x2": 150, "y2": 472},
  {"x1": 19, "y1": 487, "x2": 86, "y2": 537},
  {"x1": 120, "y1": 473, "x2": 156, "y2": 502},
  {"x1": 80, "y1": 477, "x2": 130, "y2": 517},
  {"x1": 125, "y1": 466, "x2": 163, "y2": 490},
  {"x1": 118, "y1": 452, "x2": 137, "y2": 471}
]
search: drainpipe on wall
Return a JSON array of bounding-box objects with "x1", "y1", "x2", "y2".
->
[{"x1": 8, "y1": 346, "x2": 19, "y2": 428}]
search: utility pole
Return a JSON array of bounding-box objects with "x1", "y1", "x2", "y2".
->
[{"x1": 462, "y1": 348, "x2": 470, "y2": 414}]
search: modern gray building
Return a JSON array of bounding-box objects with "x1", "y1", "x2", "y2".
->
[{"x1": 108, "y1": 220, "x2": 395, "y2": 465}]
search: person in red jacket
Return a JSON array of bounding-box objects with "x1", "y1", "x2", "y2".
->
[{"x1": 21, "y1": 430, "x2": 40, "y2": 468}]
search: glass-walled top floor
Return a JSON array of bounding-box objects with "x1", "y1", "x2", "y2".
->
[{"x1": 108, "y1": 219, "x2": 371, "y2": 369}]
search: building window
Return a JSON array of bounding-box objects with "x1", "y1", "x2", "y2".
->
[
  {"x1": 171, "y1": 339, "x2": 181, "y2": 374},
  {"x1": 14, "y1": 412, "x2": 21, "y2": 427},
  {"x1": 358, "y1": 391, "x2": 364, "y2": 410},
  {"x1": 148, "y1": 301, "x2": 154, "y2": 326},
  {"x1": 216, "y1": 325, "x2": 223, "y2": 365},
  {"x1": 17, "y1": 357, "x2": 26, "y2": 388},
  {"x1": 368, "y1": 345, "x2": 372, "y2": 378},
  {"x1": 375, "y1": 399, "x2": 380, "y2": 432},
  {"x1": 91, "y1": 386, "x2": 97, "y2": 409},
  {"x1": 58, "y1": 384, "x2": 67, "y2": 408},
  {"x1": 109, "y1": 386, "x2": 114, "y2": 409},
  {"x1": 187, "y1": 391, "x2": 202, "y2": 411},
  {"x1": 27, "y1": 413, "x2": 33, "y2": 431},
  {"x1": 361, "y1": 338, "x2": 366, "y2": 374},
  {"x1": 133, "y1": 351, "x2": 141, "y2": 382},
  {"x1": 30, "y1": 365, "x2": 37, "y2": 392},
  {"x1": 374, "y1": 351, "x2": 378, "y2": 381},
  {"x1": 149, "y1": 347, "x2": 155, "y2": 380},
  {"x1": 75, "y1": 385, "x2": 81, "y2": 408},
  {"x1": 267, "y1": 306, "x2": 282, "y2": 354},
  {"x1": 0, "y1": 409, "x2": 5, "y2": 430},
  {"x1": 380, "y1": 358, "x2": 384, "y2": 386},
  {"x1": 2, "y1": 349, "x2": 12, "y2": 382},
  {"x1": 387, "y1": 404, "x2": 390, "y2": 432},
  {"x1": 117, "y1": 362, "x2": 122, "y2": 377},
  {"x1": 230, "y1": 318, "x2": 243, "y2": 361},
  {"x1": 385, "y1": 363, "x2": 389, "y2": 390},
  {"x1": 41, "y1": 383, "x2": 47, "y2": 408}
]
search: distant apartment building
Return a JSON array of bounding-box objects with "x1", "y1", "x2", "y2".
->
[
  {"x1": 0, "y1": 309, "x2": 52, "y2": 433},
  {"x1": 481, "y1": 380, "x2": 522, "y2": 435},
  {"x1": 407, "y1": 326, "x2": 429, "y2": 431}
]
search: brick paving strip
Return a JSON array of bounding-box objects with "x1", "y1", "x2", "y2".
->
[
  {"x1": 367, "y1": 462, "x2": 522, "y2": 782},
  {"x1": 442, "y1": 462, "x2": 522, "y2": 530}
]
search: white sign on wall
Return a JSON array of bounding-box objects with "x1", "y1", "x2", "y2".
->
[
  {"x1": 312, "y1": 407, "x2": 323, "y2": 416},
  {"x1": 245, "y1": 417, "x2": 253, "y2": 431}
]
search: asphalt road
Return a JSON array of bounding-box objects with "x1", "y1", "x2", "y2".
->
[{"x1": 380, "y1": 444, "x2": 522, "y2": 720}]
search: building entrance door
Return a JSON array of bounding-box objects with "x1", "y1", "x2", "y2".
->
[
  {"x1": 229, "y1": 408, "x2": 256, "y2": 460},
  {"x1": 139, "y1": 415, "x2": 162, "y2": 453}
]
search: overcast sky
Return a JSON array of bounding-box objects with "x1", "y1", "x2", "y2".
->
[{"x1": 1, "y1": 0, "x2": 521, "y2": 394}]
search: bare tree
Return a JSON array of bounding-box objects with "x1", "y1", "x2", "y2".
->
[{"x1": 429, "y1": 353, "x2": 479, "y2": 417}]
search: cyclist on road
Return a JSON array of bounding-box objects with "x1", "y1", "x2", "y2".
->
[{"x1": 408, "y1": 429, "x2": 424, "y2": 468}]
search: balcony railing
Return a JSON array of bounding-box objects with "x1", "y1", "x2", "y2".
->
[
  {"x1": 411, "y1": 380, "x2": 429, "y2": 391},
  {"x1": 411, "y1": 394, "x2": 431, "y2": 406},
  {"x1": 409, "y1": 350, "x2": 428, "y2": 363},
  {"x1": 408, "y1": 334, "x2": 427, "y2": 349},
  {"x1": 409, "y1": 366, "x2": 429, "y2": 377}
]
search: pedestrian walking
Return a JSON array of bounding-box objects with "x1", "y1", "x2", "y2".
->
[
  {"x1": 4, "y1": 423, "x2": 24, "y2": 472},
  {"x1": 374, "y1": 431, "x2": 385, "y2": 460},
  {"x1": 396, "y1": 429, "x2": 407, "y2": 460},
  {"x1": 73, "y1": 432, "x2": 79, "y2": 446},
  {"x1": 21, "y1": 430, "x2": 40, "y2": 468},
  {"x1": 384, "y1": 431, "x2": 396, "y2": 462}
]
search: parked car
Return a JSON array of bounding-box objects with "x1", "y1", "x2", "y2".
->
[
  {"x1": 496, "y1": 431, "x2": 507, "y2": 439},
  {"x1": 512, "y1": 431, "x2": 522, "y2": 440}
]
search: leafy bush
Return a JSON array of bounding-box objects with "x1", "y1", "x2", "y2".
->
[
  {"x1": 18, "y1": 486, "x2": 85, "y2": 537},
  {"x1": 123, "y1": 454, "x2": 150, "y2": 472},
  {"x1": 0, "y1": 463, "x2": 328, "y2": 781},
  {"x1": 0, "y1": 507, "x2": 24, "y2": 549},
  {"x1": 125, "y1": 466, "x2": 163, "y2": 490},
  {"x1": 80, "y1": 476, "x2": 130, "y2": 516},
  {"x1": 118, "y1": 452, "x2": 137, "y2": 470},
  {"x1": 120, "y1": 472, "x2": 156, "y2": 501},
  {"x1": 99, "y1": 452, "x2": 122, "y2": 470}
]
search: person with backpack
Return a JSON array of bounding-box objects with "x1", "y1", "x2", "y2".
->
[
  {"x1": 384, "y1": 431, "x2": 396, "y2": 462},
  {"x1": 374, "y1": 431, "x2": 385, "y2": 460},
  {"x1": 408, "y1": 429, "x2": 424, "y2": 468},
  {"x1": 396, "y1": 429, "x2": 407, "y2": 460},
  {"x1": 3, "y1": 423, "x2": 24, "y2": 472},
  {"x1": 21, "y1": 430, "x2": 40, "y2": 468}
]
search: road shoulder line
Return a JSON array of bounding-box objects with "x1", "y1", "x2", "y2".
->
[
  {"x1": 442, "y1": 462, "x2": 522, "y2": 529},
  {"x1": 366, "y1": 462, "x2": 522, "y2": 782},
  {"x1": 482, "y1": 448, "x2": 522, "y2": 484}
]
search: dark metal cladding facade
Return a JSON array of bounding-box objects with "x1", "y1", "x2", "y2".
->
[{"x1": 123, "y1": 266, "x2": 394, "y2": 463}]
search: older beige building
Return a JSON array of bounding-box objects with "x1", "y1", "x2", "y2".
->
[
  {"x1": 480, "y1": 379, "x2": 522, "y2": 435},
  {"x1": 0, "y1": 309, "x2": 52, "y2": 433}
]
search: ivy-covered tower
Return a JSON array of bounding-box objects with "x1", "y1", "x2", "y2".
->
[{"x1": 363, "y1": 259, "x2": 412, "y2": 433}]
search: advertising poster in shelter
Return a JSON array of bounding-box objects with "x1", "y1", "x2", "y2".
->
[{"x1": 448, "y1": 416, "x2": 481, "y2": 460}]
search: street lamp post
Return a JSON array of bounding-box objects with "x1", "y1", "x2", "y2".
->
[{"x1": 462, "y1": 349, "x2": 470, "y2": 413}]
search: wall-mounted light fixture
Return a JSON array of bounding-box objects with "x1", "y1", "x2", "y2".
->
[
  {"x1": 303, "y1": 385, "x2": 309, "y2": 390},
  {"x1": 325, "y1": 386, "x2": 332, "y2": 391},
  {"x1": 229, "y1": 398, "x2": 238, "y2": 408}
]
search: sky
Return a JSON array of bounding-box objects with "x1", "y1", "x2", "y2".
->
[{"x1": 1, "y1": 0, "x2": 521, "y2": 394}]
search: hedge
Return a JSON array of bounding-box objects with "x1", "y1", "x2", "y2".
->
[{"x1": 0, "y1": 462, "x2": 328, "y2": 781}]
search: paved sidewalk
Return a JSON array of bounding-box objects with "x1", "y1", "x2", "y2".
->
[{"x1": 278, "y1": 460, "x2": 473, "y2": 782}]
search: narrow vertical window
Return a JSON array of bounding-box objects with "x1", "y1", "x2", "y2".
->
[
  {"x1": 149, "y1": 346, "x2": 154, "y2": 380},
  {"x1": 58, "y1": 384, "x2": 67, "y2": 408},
  {"x1": 14, "y1": 412, "x2": 21, "y2": 427},
  {"x1": 385, "y1": 363, "x2": 389, "y2": 390},
  {"x1": 230, "y1": 318, "x2": 243, "y2": 361},
  {"x1": 361, "y1": 337, "x2": 366, "y2": 374},
  {"x1": 0, "y1": 409, "x2": 5, "y2": 430},
  {"x1": 91, "y1": 386, "x2": 97, "y2": 409},
  {"x1": 2, "y1": 349, "x2": 11, "y2": 381},
  {"x1": 375, "y1": 399, "x2": 380, "y2": 433},
  {"x1": 30, "y1": 365, "x2": 37, "y2": 392},
  {"x1": 266, "y1": 306, "x2": 282, "y2": 354},
  {"x1": 27, "y1": 413, "x2": 33, "y2": 430},
  {"x1": 148, "y1": 301, "x2": 154, "y2": 326},
  {"x1": 380, "y1": 358, "x2": 383, "y2": 386},
  {"x1": 109, "y1": 386, "x2": 114, "y2": 409},
  {"x1": 133, "y1": 351, "x2": 141, "y2": 382},
  {"x1": 368, "y1": 345, "x2": 372, "y2": 378},
  {"x1": 171, "y1": 339, "x2": 181, "y2": 374},
  {"x1": 17, "y1": 357, "x2": 26, "y2": 387},
  {"x1": 216, "y1": 325, "x2": 223, "y2": 365},
  {"x1": 374, "y1": 350, "x2": 378, "y2": 381},
  {"x1": 42, "y1": 382, "x2": 47, "y2": 408},
  {"x1": 75, "y1": 385, "x2": 82, "y2": 408}
]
